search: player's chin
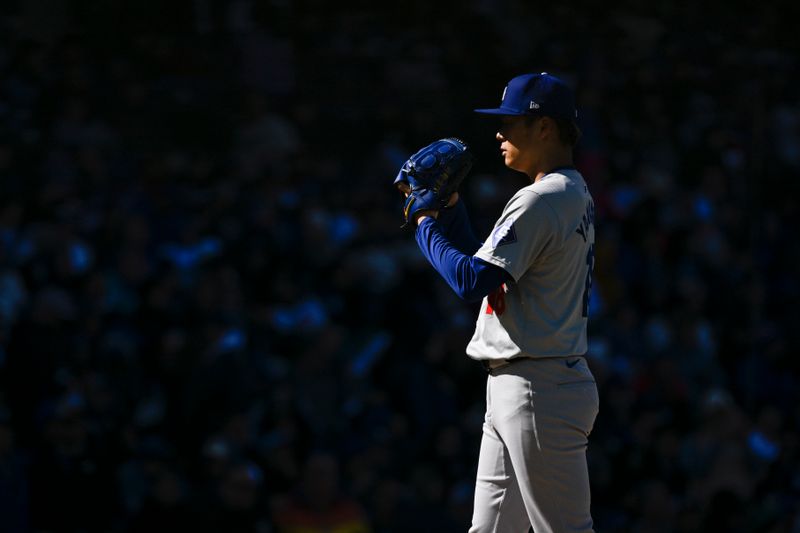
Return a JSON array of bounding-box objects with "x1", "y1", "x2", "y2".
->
[{"x1": 504, "y1": 154, "x2": 519, "y2": 170}]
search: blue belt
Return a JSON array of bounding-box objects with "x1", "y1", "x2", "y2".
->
[
  {"x1": 481, "y1": 356, "x2": 582, "y2": 375},
  {"x1": 480, "y1": 357, "x2": 531, "y2": 375}
]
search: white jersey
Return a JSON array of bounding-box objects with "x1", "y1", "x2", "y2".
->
[{"x1": 466, "y1": 169, "x2": 595, "y2": 361}]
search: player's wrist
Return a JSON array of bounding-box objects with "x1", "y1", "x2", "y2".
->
[{"x1": 414, "y1": 210, "x2": 438, "y2": 225}]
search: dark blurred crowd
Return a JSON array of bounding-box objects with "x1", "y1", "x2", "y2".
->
[{"x1": 1, "y1": 1, "x2": 799, "y2": 532}]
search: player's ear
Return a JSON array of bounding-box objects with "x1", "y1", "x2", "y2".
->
[
  {"x1": 538, "y1": 116, "x2": 557, "y2": 140},
  {"x1": 524, "y1": 115, "x2": 544, "y2": 136}
]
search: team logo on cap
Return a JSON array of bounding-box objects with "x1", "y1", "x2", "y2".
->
[
  {"x1": 501, "y1": 86, "x2": 507, "y2": 103},
  {"x1": 529, "y1": 101, "x2": 540, "y2": 110}
]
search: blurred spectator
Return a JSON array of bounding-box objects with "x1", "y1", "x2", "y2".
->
[
  {"x1": 193, "y1": 460, "x2": 272, "y2": 533},
  {"x1": 27, "y1": 392, "x2": 117, "y2": 531},
  {"x1": 0, "y1": 406, "x2": 28, "y2": 533},
  {"x1": 273, "y1": 451, "x2": 370, "y2": 533}
]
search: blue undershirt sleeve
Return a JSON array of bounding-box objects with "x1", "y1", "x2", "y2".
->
[
  {"x1": 435, "y1": 199, "x2": 482, "y2": 255},
  {"x1": 415, "y1": 217, "x2": 511, "y2": 302}
]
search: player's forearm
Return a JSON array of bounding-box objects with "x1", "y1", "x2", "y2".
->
[
  {"x1": 436, "y1": 199, "x2": 482, "y2": 255},
  {"x1": 416, "y1": 217, "x2": 509, "y2": 302}
]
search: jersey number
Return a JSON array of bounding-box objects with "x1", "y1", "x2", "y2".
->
[
  {"x1": 486, "y1": 284, "x2": 506, "y2": 316},
  {"x1": 582, "y1": 244, "x2": 594, "y2": 317}
]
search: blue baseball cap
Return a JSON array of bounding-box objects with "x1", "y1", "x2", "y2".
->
[{"x1": 474, "y1": 72, "x2": 577, "y2": 120}]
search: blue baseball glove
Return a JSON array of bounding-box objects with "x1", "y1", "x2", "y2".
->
[{"x1": 394, "y1": 137, "x2": 474, "y2": 226}]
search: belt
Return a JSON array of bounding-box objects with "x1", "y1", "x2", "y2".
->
[
  {"x1": 480, "y1": 357, "x2": 531, "y2": 375},
  {"x1": 480, "y1": 355, "x2": 583, "y2": 375}
]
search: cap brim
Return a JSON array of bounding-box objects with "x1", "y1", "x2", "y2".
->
[{"x1": 473, "y1": 107, "x2": 527, "y2": 115}]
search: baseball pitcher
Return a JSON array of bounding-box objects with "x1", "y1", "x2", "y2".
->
[{"x1": 395, "y1": 72, "x2": 598, "y2": 532}]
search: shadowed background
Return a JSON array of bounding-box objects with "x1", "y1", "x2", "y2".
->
[{"x1": 0, "y1": 1, "x2": 798, "y2": 532}]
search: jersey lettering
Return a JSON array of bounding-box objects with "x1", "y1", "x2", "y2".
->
[
  {"x1": 575, "y1": 200, "x2": 595, "y2": 243},
  {"x1": 582, "y1": 244, "x2": 594, "y2": 317}
]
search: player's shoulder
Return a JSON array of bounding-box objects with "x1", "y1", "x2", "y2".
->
[
  {"x1": 512, "y1": 171, "x2": 569, "y2": 201},
  {"x1": 515, "y1": 169, "x2": 587, "y2": 212},
  {"x1": 526, "y1": 170, "x2": 587, "y2": 201},
  {"x1": 505, "y1": 169, "x2": 586, "y2": 210}
]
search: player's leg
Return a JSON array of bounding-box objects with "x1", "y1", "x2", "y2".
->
[
  {"x1": 469, "y1": 380, "x2": 531, "y2": 533},
  {"x1": 492, "y1": 359, "x2": 599, "y2": 533}
]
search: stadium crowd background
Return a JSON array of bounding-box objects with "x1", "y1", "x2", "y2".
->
[{"x1": 0, "y1": 1, "x2": 798, "y2": 531}]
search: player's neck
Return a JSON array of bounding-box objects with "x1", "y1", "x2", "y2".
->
[{"x1": 531, "y1": 149, "x2": 573, "y2": 182}]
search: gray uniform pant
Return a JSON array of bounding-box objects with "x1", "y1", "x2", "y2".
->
[{"x1": 469, "y1": 357, "x2": 599, "y2": 533}]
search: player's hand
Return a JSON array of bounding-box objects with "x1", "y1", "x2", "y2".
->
[
  {"x1": 393, "y1": 138, "x2": 474, "y2": 227},
  {"x1": 397, "y1": 184, "x2": 457, "y2": 225},
  {"x1": 397, "y1": 181, "x2": 411, "y2": 197},
  {"x1": 397, "y1": 183, "x2": 459, "y2": 207}
]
